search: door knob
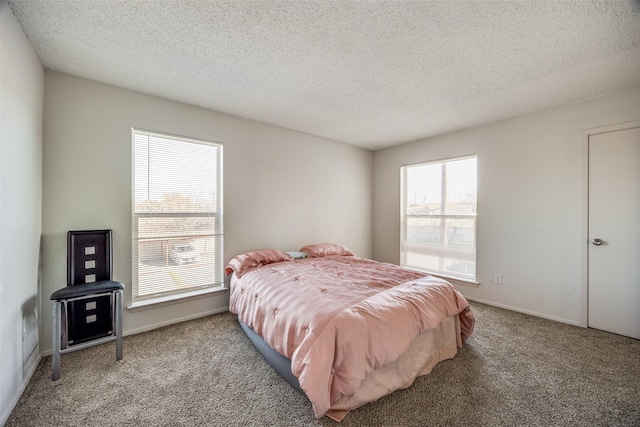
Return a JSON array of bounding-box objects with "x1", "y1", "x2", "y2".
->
[{"x1": 592, "y1": 238, "x2": 604, "y2": 246}]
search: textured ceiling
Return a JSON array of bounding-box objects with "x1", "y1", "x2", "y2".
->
[{"x1": 8, "y1": 0, "x2": 640, "y2": 150}]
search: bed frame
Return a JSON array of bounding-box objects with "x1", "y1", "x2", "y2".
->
[{"x1": 239, "y1": 320, "x2": 302, "y2": 392}]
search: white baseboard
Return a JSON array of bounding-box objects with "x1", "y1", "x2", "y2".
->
[
  {"x1": 40, "y1": 306, "x2": 230, "y2": 357},
  {"x1": 1, "y1": 354, "x2": 42, "y2": 426},
  {"x1": 465, "y1": 297, "x2": 581, "y2": 327},
  {"x1": 124, "y1": 306, "x2": 230, "y2": 336}
]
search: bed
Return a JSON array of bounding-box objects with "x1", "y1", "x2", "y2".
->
[{"x1": 226, "y1": 243, "x2": 474, "y2": 421}]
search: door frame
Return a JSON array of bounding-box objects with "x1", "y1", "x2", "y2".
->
[{"x1": 579, "y1": 120, "x2": 640, "y2": 328}]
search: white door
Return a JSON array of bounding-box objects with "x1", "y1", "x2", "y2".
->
[{"x1": 588, "y1": 126, "x2": 640, "y2": 340}]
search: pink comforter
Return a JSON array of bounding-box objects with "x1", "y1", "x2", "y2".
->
[{"x1": 229, "y1": 256, "x2": 474, "y2": 419}]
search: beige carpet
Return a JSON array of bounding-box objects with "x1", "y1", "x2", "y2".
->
[{"x1": 7, "y1": 302, "x2": 640, "y2": 426}]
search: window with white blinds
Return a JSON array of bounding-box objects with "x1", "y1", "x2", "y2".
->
[
  {"x1": 132, "y1": 129, "x2": 223, "y2": 301},
  {"x1": 400, "y1": 155, "x2": 477, "y2": 281}
]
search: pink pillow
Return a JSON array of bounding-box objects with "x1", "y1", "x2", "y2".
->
[
  {"x1": 299, "y1": 243, "x2": 355, "y2": 258},
  {"x1": 225, "y1": 249, "x2": 293, "y2": 277}
]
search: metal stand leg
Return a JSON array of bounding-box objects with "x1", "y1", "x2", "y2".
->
[
  {"x1": 51, "y1": 285, "x2": 124, "y2": 380},
  {"x1": 52, "y1": 302, "x2": 61, "y2": 381},
  {"x1": 115, "y1": 290, "x2": 123, "y2": 361},
  {"x1": 61, "y1": 302, "x2": 67, "y2": 350}
]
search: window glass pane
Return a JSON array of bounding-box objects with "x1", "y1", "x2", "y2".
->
[
  {"x1": 405, "y1": 163, "x2": 442, "y2": 214},
  {"x1": 443, "y1": 157, "x2": 477, "y2": 215},
  {"x1": 134, "y1": 133, "x2": 219, "y2": 213},
  {"x1": 401, "y1": 155, "x2": 476, "y2": 281},
  {"x1": 132, "y1": 130, "x2": 223, "y2": 301},
  {"x1": 136, "y1": 236, "x2": 221, "y2": 297},
  {"x1": 405, "y1": 157, "x2": 476, "y2": 216},
  {"x1": 405, "y1": 217, "x2": 442, "y2": 244}
]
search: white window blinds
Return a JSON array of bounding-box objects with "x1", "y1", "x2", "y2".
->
[
  {"x1": 132, "y1": 129, "x2": 223, "y2": 301},
  {"x1": 401, "y1": 155, "x2": 477, "y2": 281}
]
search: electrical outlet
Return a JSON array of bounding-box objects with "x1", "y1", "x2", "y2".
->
[{"x1": 494, "y1": 273, "x2": 503, "y2": 285}]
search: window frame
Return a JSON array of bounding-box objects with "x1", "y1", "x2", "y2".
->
[
  {"x1": 131, "y1": 128, "x2": 224, "y2": 305},
  {"x1": 400, "y1": 154, "x2": 477, "y2": 283}
]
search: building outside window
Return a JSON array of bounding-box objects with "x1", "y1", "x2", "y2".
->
[
  {"x1": 132, "y1": 129, "x2": 223, "y2": 302},
  {"x1": 400, "y1": 155, "x2": 477, "y2": 281}
]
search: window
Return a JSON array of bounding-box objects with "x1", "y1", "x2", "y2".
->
[
  {"x1": 401, "y1": 155, "x2": 477, "y2": 281},
  {"x1": 132, "y1": 129, "x2": 223, "y2": 302}
]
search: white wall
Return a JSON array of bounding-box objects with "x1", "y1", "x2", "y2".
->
[
  {"x1": 373, "y1": 87, "x2": 640, "y2": 325},
  {"x1": 41, "y1": 71, "x2": 373, "y2": 353},
  {"x1": 0, "y1": 2, "x2": 44, "y2": 424}
]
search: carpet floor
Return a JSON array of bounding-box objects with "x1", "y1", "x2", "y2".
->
[{"x1": 6, "y1": 302, "x2": 640, "y2": 426}]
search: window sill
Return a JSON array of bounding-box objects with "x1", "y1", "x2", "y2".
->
[
  {"x1": 437, "y1": 275, "x2": 480, "y2": 288},
  {"x1": 127, "y1": 286, "x2": 228, "y2": 312},
  {"x1": 403, "y1": 266, "x2": 480, "y2": 288}
]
